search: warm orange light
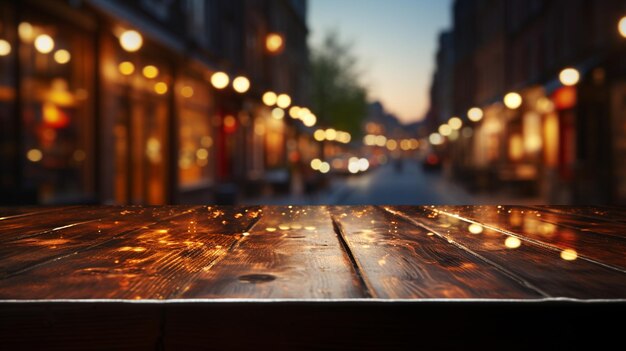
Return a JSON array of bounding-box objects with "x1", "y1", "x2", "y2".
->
[
  {"x1": 26, "y1": 149, "x2": 43, "y2": 162},
  {"x1": 386, "y1": 139, "x2": 398, "y2": 151},
  {"x1": 271, "y1": 107, "x2": 285, "y2": 120},
  {"x1": 142, "y1": 65, "x2": 159, "y2": 79},
  {"x1": 118, "y1": 61, "x2": 135, "y2": 75},
  {"x1": 560, "y1": 249, "x2": 577, "y2": 261},
  {"x1": 505, "y1": 236, "x2": 521, "y2": 249},
  {"x1": 289, "y1": 106, "x2": 301, "y2": 119},
  {"x1": 438, "y1": 124, "x2": 452, "y2": 136},
  {"x1": 43, "y1": 102, "x2": 69, "y2": 128},
  {"x1": 559, "y1": 68, "x2": 580, "y2": 86},
  {"x1": 181, "y1": 86, "x2": 194, "y2": 98},
  {"x1": 266, "y1": 33, "x2": 284, "y2": 53},
  {"x1": 314, "y1": 129, "x2": 326, "y2": 141},
  {"x1": 467, "y1": 107, "x2": 483, "y2": 122},
  {"x1": 504, "y1": 92, "x2": 522, "y2": 109},
  {"x1": 302, "y1": 113, "x2": 316, "y2": 127},
  {"x1": 429, "y1": 133, "x2": 443, "y2": 146},
  {"x1": 18, "y1": 22, "x2": 34, "y2": 42},
  {"x1": 553, "y1": 86, "x2": 577, "y2": 110},
  {"x1": 508, "y1": 134, "x2": 524, "y2": 161},
  {"x1": 53, "y1": 49, "x2": 70, "y2": 64},
  {"x1": 154, "y1": 82, "x2": 168, "y2": 95},
  {"x1": 119, "y1": 30, "x2": 143, "y2": 52},
  {"x1": 619, "y1": 16, "x2": 626, "y2": 38},
  {"x1": 224, "y1": 115, "x2": 236, "y2": 129},
  {"x1": 325, "y1": 128, "x2": 337, "y2": 141},
  {"x1": 211, "y1": 72, "x2": 229, "y2": 89},
  {"x1": 34, "y1": 34, "x2": 54, "y2": 54},
  {"x1": 276, "y1": 94, "x2": 291, "y2": 108},
  {"x1": 448, "y1": 117, "x2": 462, "y2": 130},
  {"x1": 232, "y1": 76, "x2": 250, "y2": 93},
  {"x1": 0, "y1": 39, "x2": 11, "y2": 56},
  {"x1": 262, "y1": 91, "x2": 277, "y2": 106}
]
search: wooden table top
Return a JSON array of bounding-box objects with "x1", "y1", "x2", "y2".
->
[{"x1": 1, "y1": 205, "x2": 625, "y2": 300}]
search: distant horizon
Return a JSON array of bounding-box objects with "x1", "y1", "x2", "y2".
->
[{"x1": 309, "y1": 0, "x2": 452, "y2": 124}]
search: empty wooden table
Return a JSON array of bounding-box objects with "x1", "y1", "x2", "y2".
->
[{"x1": 1, "y1": 205, "x2": 625, "y2": 349}]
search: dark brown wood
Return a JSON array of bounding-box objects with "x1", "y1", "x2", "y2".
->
[
  {"x1": 329, "y1": 206, "x2": 542, "y2": 298},
  {"x1": 0, "y1": 206, "x2": 625, "y2": 300},
  {"x1": 388, "y1": 206, "x2": 626, "y2": 298},
  {"x1": 181, "y1": 206, "x2": 366, "y2": 298},
  {"x1": 431, "y1": 206, "x2": 626, "y2": 270},
  {"x1": 0, "y1": 207, "x2": 197, "y2": 278},
  {"x1": 0, "y1": 206, "x2": 260, "y2": 299}
]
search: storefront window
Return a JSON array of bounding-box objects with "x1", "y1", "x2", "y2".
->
[
  {"x1": 178, "y1": 77, "x2": 214, "y2": 188},
  {"x1": 19, "y1": 17, "x2": 94, "y2": 203},
  {"x1": 102, "y1": 33, "x2": 169, "y2": 204},
  {"x1": 265, "y1": 110, "x2": 285, "y2": 168}
]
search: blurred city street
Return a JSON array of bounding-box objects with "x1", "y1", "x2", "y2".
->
[
  {"x1": 246, "y1": 160, "x2": 538, "y2": 205},
  {"x1": 1, "y1": 0, "x2": 625, "y2": 206}
]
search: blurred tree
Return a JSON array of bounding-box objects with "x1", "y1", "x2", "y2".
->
[{"x1": 311, "y1": 31, "x2": 368, "y2": 136}]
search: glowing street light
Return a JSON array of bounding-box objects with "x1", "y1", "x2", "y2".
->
[
  {"x1": 276, "y1": 94, "x2": 291, "y2": 108},
  {"x1": 302, "y1": 113, "x2": 316, "y2": 127},
  {"x1": 429, "y1": 132, "x2": 444, "y2": 145},
  {"x1": 118, "y1": 61, "x2": 135, "y2": 75},
  {"x1": 211, "y1": 72, "x2": 229, "y2": 89},
  {"x1": 53, "y1": 49, "x2": 70, "y2": 64},
  {"x1": 448, "y1": 117, "x2": 463, "y2": 130},
  {"x1": 313, "y1": 129, "x2": 326, "y2": 141},
  {"x1": 503, "y1": 92, "x2": 523, "y2": 109},
  {"x1": 142, "y1": 65, "x2": 159, "y2": 79},
  {"x1": 559, "y1": 67, "x2": 580, "y2": 86},
  {"x1": 266, "y1": 33, "x2": 284, "y2": 54},
  {"x1": 0, "y1": 39, "x2": 11, "y2": 56},
  {"x1": 289, "y1": 106, "x2": 301, "y2": 119},
  {"x1": 263, "y1": 91, "x2": 277, "y2": 106},
  {"x1": 467, "y1": 107, "x2": 483, "y2": 122},
  {"x1": 119, "y1": 30, "x2": 143, "y2": 52},
  {"x1": 34, "y1": 34, "x2": 54, "y2": 54},
  {"x1": 619, "y1": 16, "x2": 626, "y2": 38},
  {"x1": 154, "y1": 82, "x2": 168, "y2": 95},
  {"x1": 271, "y1": 107, "x2": 285, "y2": 120},
  {"x1": 233, "y1": 76, "x2": 250, "y2": 93},
  {"x1": 439, "y1": 124, "x2": 452, "y2": 136}
]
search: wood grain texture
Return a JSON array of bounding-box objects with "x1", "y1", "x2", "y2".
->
[
  {"x1": 432, "y1": 206, "x2": 626, "y2": 270},
  {"x1": 388, "y1": 206, "x2": 626, "y2": 298},
  {"x1": 0, "y1": 206, "x2": 259, "y2": 299},
  {"x1": 329, "y1": 206, "x2": 542, "y2": 298},
  {"x1": 181, "y1": 206, "x2": 366, "y2": 298},
  {"x1": 0, "y1": 206, "x2": 625, "y2": 300},
  {"x1": 0, "y1": 207, "x2": 197, "y2": 279}
]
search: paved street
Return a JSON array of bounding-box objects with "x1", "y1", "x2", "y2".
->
[{"x1": 245, "y1": 159, "x2": 491, "y2": 205}]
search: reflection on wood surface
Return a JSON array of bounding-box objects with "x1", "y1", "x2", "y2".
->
[{"x1": 0, "y1": 205, "x2": 625, "y2": 300}]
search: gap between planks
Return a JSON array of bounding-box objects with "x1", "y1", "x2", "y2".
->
[
  {"x1": 381, "y1": 206, "x2": 551, "y2": 298},
  {"x1": 428, "y1": 207, "x2": 626, "y2": 275}
]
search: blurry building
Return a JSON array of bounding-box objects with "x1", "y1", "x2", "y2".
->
[
  {"x1": 0, "y1": 0, "x2": 309, "y2": 205},
  {"x1": 428, "y1": 0, "x2": 626, "y2": 204}
]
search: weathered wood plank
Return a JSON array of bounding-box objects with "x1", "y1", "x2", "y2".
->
[
  {"x1": 330, "y1": 206, "x2": 543, "y2": 298},
  {"x1": 0, "y1": 206, "x2": 77, "y2": 220},
  {"x1": 0, "y1": 206, "x2": 156, "y2": 243},
  {"x1": 181, "y1": 206, "x2": 366, "y2": 299},
  {"x1": 523, "y1": 206, "x2": 626, "y2": 238},
  {"x1": 0, "y1": 206, "x2": 259, "y2": 299},
  {"x1": 388, "y1": 206, "x2": 626, "y2": 298},
  {"x1": 0, "y1": 207, "x2": 198, "y2": 278},
  {"x1": 433, "y1": 206, "x2": 626, "y2": 270},
  {"x1": 528, "y1": 205, "x2": 626, "y2": 224}
]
